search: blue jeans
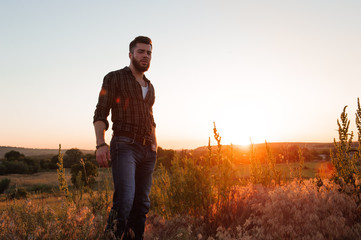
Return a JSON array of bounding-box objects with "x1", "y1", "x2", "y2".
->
[{"x1": 108, "y1": 135, "x2": 156, "y2": 238}]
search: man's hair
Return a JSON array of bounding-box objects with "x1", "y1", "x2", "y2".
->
[{"x1": 129, "y1": 36, "x2": 152, "y2": 53}]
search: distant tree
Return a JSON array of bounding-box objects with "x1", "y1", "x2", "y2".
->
[
  {"x1": 83, "y1": 153, "x2": 97, "y2": 166},
  {"x1": 4, "y1": 151, "x2": 24, "y2": 161},
  {"x1": 39, "y1": 158, "x2": 56, "y2": 170},
  {"x1": 0, "y1": 178, "x2": 10, "y2": 194},
  {"x1": 70, "y1": 160, "x2": 98, "y2": 188},
  {"x1": 3, "y1": 161, "x2": 30, "y2": 174},
  {"x1": 23, "y1": 158, "x2": 39, "y2": 173},
  {"x1": 0, "y1": 163, "x2": 7, "y2": 175},
  {"x1": 63, "y1": 148, "x2": 83, "y2": 168},
  {"x1": 47, "y1": 155, "x2": 59, "y2": 169},
  {"x1": 40, "y1": 159, "x2": 49, "y2": 170},
  {"x1": 156, "y1": 147, "x2": 175, "y2": 170}
]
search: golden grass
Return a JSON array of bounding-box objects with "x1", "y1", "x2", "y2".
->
[
  {"x1": 0, "y1": 194, "x2": 64, "y2": 210},
  {"x1": 0, "y1": 171, "x2": 71, "y2": 187},
  {"x1": 232, "y1": 161, "x2": 328, "y2": 179},
  {"x1": 0, "y1": 168, "x2": 112, "y2": 189},
  {"x1": 0, "y1": 161, "x2": 324, "y2": 194}
]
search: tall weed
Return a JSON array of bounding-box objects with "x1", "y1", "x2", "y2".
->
[
  {"x1": 331, "y1": 105, "x2": 359, "y2": 183},
  {"x1": 150, "y1": 123, "x2": 241, "y2": 234},
  {"x1": 249, "y1": 141, "x2": 282, "y2": 185}
]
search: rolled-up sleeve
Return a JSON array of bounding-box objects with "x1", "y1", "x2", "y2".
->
[{"x1": 93, "y1": 73, "x2": 114, "y2": 130}]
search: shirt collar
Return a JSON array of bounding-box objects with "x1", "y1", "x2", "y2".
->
[{"x1": 124, "y1": 66, "x2": 150, "y2": 84}]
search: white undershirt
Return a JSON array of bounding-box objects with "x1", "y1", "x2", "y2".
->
[{"x1": 142, "y1": 84, "x2": 149, "y2": 99}]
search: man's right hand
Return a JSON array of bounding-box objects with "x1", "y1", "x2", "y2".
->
[{"x1": 96, "y1": 145, "x2": 110, "y2": 167}]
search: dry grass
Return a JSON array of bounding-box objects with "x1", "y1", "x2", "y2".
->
[
  {"x1": 0, "y1": 171, "x2": 71, "y2": 187},
  {"x1": 0, "y1": 168, "x2": 112, "y2": 189},
  {"x1": 0, "y1": 194, "x2": 63, "y2": 210},
  {"x1": 230, "y1": 161, "x2": 328, "y2": 179}
]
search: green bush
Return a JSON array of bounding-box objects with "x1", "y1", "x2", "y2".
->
[
  {"x1": 3, "y1": 161, "x2": 30, "y2": 174},
  {"x1": 48, "y1": 155, "x2": 60, "y2": 169},
  {"x1": 4, "y1": 150, "x2": 24, "y2": 161},
  {"x1": 7, "y1": 187, "x2": 28, "y2": 199},
  {"x1": 150, "y1": 123, "x2": 239, "y2": 224},
  {"x1": 0, "y1": 178, "x2": 11, "y2": 193},
  {"x1": 64, "y1": 148, "x2": 83, "y2": 168},
  {"x1": 0, "y1": 163, "x2": 7, "y2": 175},
  {"x1": 71, "y1": 160, "x2": 98, "y2": 189},
  {"x1": 29, "y1": 184, "x2": 54, "y2": 193},
  {"x1": 156, "y1": 147, "x2": 175, "y2": 170},
  {"x1": 23, "y1": 158, "x2": 40, "y2": 173}
]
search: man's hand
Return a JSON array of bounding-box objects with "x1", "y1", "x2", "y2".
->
[
  {"x1": 96, "y1": 145, "x2": 110, "y2": 167},
  {"x1": 94, "y1": 121, "x2": 109, "y2": 167}
]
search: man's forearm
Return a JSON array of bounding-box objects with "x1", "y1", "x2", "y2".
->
[
  {"x1": 94, "y1": 121, "x2": 107, "y2": 146},
  {"x1": 151, "y1": 126, "x2": 157, "y2": 149}
]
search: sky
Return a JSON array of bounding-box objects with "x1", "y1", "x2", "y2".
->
[{"x1": 1, "y1": 0, "x2": 361, "y2": 150}]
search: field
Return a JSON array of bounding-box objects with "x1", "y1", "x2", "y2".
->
[
  {"x1": 1, "y1": 158, "x2": 355, "y2": 239},
  {"x1": 0, "y1": 161, "x2": 325, "y2": 187},
  {"x1": 0, "y1": 168, "x2": 111, "y2": 190},
  {"x1": 0, "y1": 128, "x2": 361, "y2": 239}
]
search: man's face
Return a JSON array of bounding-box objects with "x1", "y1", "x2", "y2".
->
[{"x1": 130, "y1": 43, "x2": 152, "y2": 72}]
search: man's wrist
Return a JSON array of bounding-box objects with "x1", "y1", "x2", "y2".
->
[{"x1": 96, "y1": 143, "x2": 109, "y2": 149}]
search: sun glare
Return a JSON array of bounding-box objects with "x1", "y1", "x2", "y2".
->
[
  {"x1": 215, "y1": 103, "x2": 270, "y2": 147},
  {"x1": 221, "y1": 126, "x2": 268, "y2": 147}
]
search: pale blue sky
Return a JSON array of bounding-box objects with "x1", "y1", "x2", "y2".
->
[{"x1": 1, "y1": 1, "x2": 361, "y2": 149}]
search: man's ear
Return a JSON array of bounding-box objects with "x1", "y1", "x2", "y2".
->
[{"x1": 129, "y1": 52, "x2": 132, "y2": 59}]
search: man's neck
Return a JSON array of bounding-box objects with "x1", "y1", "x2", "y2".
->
[{"x1": 129, "y1": 65, "x2": 144, "y2": 82}]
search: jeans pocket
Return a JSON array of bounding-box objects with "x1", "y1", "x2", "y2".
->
[{"x1": 110, "y1": 136, "x2": 134, "y2": 150}]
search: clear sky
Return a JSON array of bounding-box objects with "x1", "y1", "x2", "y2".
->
[{"x1": 1, "y1": 0, "x2": 361, "y2": 150}]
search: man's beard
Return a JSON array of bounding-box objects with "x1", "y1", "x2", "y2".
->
[{"x1": 131, "y1": 56, "x2": 150, "y2": 72}]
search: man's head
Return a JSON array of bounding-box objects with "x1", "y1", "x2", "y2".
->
[
  {"x1": 129, "y1": 36, "x2": 152, "y2": 73},
  {"x1": 129, "y1": 36, "x2": 152, "y2": 53}
]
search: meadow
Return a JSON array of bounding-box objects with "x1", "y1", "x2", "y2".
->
[
  {"x1": 0, "y1": 142, "x2": 359, "y2": 239},
  {"x1": 0, "y1": 161, "x2": 324, "y2": 189},
  {"x1": 1, "y1": 103, "x2": 361, "y2": 239},
  {"x1": 0, "y1": 157, "x2": 342, "y2": 240}
]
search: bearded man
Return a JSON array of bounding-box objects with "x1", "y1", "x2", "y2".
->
[{"x1": 93, "y1": 36, "x2": 157, "y2": 240}]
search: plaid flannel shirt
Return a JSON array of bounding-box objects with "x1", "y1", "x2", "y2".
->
[{"x1": 93, "y1": 67, "x2": 156, "y2": 138}]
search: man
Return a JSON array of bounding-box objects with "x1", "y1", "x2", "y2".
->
[{"x1": 93, "y1": 36, "x2": 157, "y2": 240}]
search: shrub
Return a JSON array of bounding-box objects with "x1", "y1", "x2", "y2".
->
[
  {"x1": 49, "y1": 155, "x2": 61, "y2": 169},
  {"x1": 331, "y1": 105, "x2": 359, "y2": 183},
  {"x1": 2, "y1": 160, "x2": 30, "y2": 174},
  {"x1": 0, "y1": 178, "x2": 11, "y2": 194},
  {"x1": 249, "y1": 141, "x2": 282, "y2": 185},
  {"x1": 64, "y1": 148, "x2": 83, "y2": 168},
  {"x1": 23, "y1": 158, "x2": 40, "y2": 173},
  {"x1": 156, "y1": 147, "x2": 175, "y2": 170},
  {"x1": 150, "y1": 123, "x2": 239, "y2": 227},
  {"x1": 7, "y1": 187, "x2": 28, "y2": 200},
  {"x1": 71, "y1": 159, "x2": 98, "y2": 189},
  {"x1": 0, "y1": 163, "x2": 7, "y2": 175},
  {"x1": 29, "y1": 184, "x2": 54, "y2": 193},
  {"x1": 4, "y1": 150, "x2": 24, "y2": 161}
]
